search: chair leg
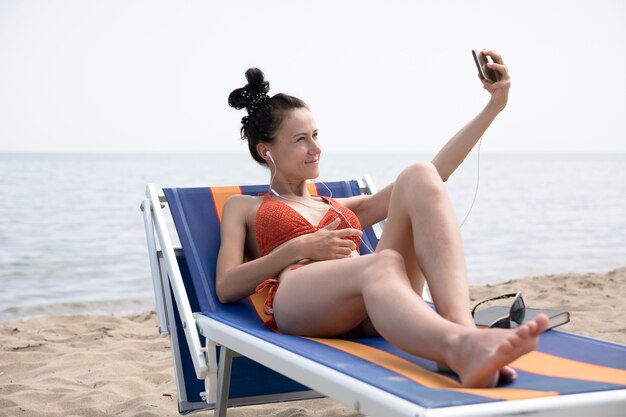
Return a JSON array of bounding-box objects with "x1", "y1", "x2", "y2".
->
[{"x1": 214, "y1": 346, "x2": 235, "y2": 417}]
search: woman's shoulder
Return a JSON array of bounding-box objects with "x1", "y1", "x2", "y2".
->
[
  {"x1": 223, "y1": 194, "x2": 263, "y2": 219},
  {"x1": 225, "y1": 193, "x2": 260, "y2": 204}
]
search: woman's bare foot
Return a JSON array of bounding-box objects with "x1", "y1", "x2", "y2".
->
[
  {"x1": 445, "y1": 315, "x2": 549, "y2": 388},
  {"x1": 437, "y1": 362, "x2": 517, "y2": 384}
]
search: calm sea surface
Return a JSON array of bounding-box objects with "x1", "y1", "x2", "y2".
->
[{"x1": 1, "y1": 152, "x2": 624, "y2": 322}]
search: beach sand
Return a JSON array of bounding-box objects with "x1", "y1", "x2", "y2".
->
[{"x1": 1, "y1": 268, "x2": 624, "y2": 417}]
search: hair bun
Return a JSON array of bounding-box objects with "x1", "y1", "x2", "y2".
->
[
  {"x1": 227, "y1": 68, "x2": 308, "y2": 164},
  {"x1": 228, "y1": 68, "x2": 270, "y2": 111},
  {"x1": 243, "y1": 68, "x2": 269, "y2": 95}
]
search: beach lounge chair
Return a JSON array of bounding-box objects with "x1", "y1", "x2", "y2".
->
[{"x1": 141, "y1": 178, "x2": 626, "y2": 417}]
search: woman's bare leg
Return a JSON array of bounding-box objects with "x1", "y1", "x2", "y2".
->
[
  {"x1": 376, "y1": 162, "x2": 474, "y2": 325},
  {"x1": 271, "y1": 250, "x2": 548, "y2": 387},
  {"x1": 376, "y1": 162, "x2": 522, "y2": 380}
]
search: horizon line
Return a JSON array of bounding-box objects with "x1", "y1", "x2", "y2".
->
[{"x1": 1, "y1": 150, "x2": 626, "y2": 156}]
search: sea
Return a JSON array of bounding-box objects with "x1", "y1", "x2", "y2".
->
[{"x1": 1, "y1": 152, "x2": 624, "y2": 323}]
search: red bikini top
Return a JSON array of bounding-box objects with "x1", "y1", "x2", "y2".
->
[{"x1": 254, "y1": 194, "x2": 362, "y2": 257}]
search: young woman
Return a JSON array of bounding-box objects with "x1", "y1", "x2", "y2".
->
[{"x1": 216, "y1": 52, "x2": 549, "y2": 388}]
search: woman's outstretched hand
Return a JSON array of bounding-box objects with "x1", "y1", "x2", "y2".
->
[
  {"x1": 297, "y1": 218, "x2": 362, "y2": 261},
  {"x1": 480, "y1": 49, "x2": 511, "y2": 112}
]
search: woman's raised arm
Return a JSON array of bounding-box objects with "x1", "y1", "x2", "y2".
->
[{"x1": 432, "y1": 50, "x2": 511, "y2": 181}]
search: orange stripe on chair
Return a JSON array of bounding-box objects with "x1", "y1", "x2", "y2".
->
[
  {"x1": 211, "y1": 186, "x2": 243, "y2": 222},
  {"x1": 307, "y1": 338, "x2": 558, "y2": 401},
  {"x1": 306, "y1": 182, "x2": 318, "y2": 196},
  {"x1": 511, "y1": 350, "x2": 626, "y2": 386}
]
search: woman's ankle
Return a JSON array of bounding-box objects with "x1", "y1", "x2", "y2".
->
[
  {"x1": 439, "y1": 310, "x2": 475, "y2": 329},
  {"x1": 440, "y1": 326, "x2": 473, "y2": 372}
]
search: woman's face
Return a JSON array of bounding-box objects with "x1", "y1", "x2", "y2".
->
[{"x1": 269, "y1": 108, "x2": 321, "y2": 180}]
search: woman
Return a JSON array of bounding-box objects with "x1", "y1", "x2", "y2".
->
[{"x1": 216, "y1": 51, "x2": 548, "y2": 388}]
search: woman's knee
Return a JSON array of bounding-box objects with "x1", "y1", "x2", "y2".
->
[
  {"x1": 397, "y1": 162, "x2": 444, "y2": 196},
  {"x1": 365, "y1": 249, "x2": 406, "y2": 282}
]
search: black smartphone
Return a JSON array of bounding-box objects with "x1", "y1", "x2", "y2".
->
[{"x1": 471, "y1": 50, "x2": 499, "y2": 83}]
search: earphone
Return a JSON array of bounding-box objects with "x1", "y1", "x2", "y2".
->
[{"x1": 265, "y1": 151, "x2": 281, "y2": 197}]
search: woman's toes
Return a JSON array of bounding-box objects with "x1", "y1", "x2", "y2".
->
[{"x1": 499, "y1": 365, "x2": 517, "y2": 383}]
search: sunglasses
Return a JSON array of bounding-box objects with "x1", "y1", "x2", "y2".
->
[{"x1": 471, "y1": 292, "x2": 526, "y2": 328}]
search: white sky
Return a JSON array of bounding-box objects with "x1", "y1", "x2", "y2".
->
[{"x1": 0, "y1": 0, "x2": 624, "y2": 154}]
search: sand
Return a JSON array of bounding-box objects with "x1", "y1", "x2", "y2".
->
[{"x1": 1, "y1": 267, "x2": 624, "y2": 417}]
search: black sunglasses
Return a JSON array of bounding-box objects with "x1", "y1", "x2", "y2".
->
[{"x1": 471, "y1": 292, "x2": 526, "y2": 328}]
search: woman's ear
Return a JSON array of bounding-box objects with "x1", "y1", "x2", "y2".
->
[{"x1": 256, "y1": 143, "x2": 270, "y2": 161}]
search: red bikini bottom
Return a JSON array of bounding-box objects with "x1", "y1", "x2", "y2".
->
[
  {"x1": 255, "y1": 265, "x2": 305, "y2": 330},
  {"x1": 254, "y1": 264, "x2": 365, "y2": 339}
]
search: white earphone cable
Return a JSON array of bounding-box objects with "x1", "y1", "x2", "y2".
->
[
  {"x1": 459, "y1": 134, "x2": 483, "y2": 229},
  {"x1": 267, "y1": 153, "x2": 375, "y2": 253}
]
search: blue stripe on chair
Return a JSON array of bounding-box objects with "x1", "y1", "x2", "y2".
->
[
  {"x1": 537, "y1": 331, "x2": 626, "y2": 370},
  {"x1": 205, "y1": 306, "x2": 496, "y2": 408},
  {"x1": 165, "y1": 187, "x2": 220, "y2": 312},
  {"x1": 239, "y1": 184, "x2": 269, "y2": 197}
]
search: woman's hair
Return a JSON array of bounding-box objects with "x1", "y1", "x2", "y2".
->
[{"x1": 228, "y1": 68, "x2": 309, "y2": 165}]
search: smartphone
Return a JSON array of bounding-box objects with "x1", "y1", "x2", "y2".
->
[{"x1": 471, "y1": 49, "x2": 500, "y2": 83}]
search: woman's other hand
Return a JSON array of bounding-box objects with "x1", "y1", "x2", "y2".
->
[
  {"x1": 480, "y1": 49, "x2": 511, "y2": 112},
  {"x1": 298, "y1": 218, "x2": 362, "y2": 261}
]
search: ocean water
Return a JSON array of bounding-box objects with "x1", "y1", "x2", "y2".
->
[{"x1": 0, "y1": 152, "x2": 624, "y2": 322}]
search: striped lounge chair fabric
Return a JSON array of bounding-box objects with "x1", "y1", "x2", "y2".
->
[{"x1": 141, "y1": 179, "x2": 626, "y2": 417}]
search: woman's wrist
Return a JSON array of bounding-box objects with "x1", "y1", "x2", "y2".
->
[
  {"x1": 284, "y1": 235, "x2": 307, "y2": 263},
  {"x1": 485, "y1": 97, "x2": 506, "y2": 116}
]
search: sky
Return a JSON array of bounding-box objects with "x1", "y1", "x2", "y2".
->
[{"x1": 0, "y1": 0, "x2": 624, "y2": 154}]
